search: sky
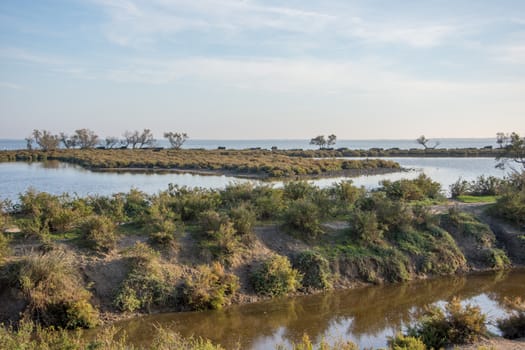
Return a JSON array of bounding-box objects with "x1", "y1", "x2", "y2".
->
[{"x1": 0, "y1": 0, "x2": 524, "y2": 140}]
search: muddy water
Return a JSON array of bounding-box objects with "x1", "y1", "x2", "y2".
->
[{"x1": 104, "y1": 269, "x2": 525, "y2": 349}]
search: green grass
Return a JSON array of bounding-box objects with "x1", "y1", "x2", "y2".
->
[{"x1": 456, "y1": 195, "x2": 497, "y2": 203}]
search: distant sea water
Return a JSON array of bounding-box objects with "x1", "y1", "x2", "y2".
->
[{"x1": 0, "y1": 138, "x2": 498, "y2": 151}]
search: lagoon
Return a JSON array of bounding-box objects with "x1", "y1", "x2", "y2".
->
[{"x1": 0, "y1": 157, "x2": 508, "y2": 201}]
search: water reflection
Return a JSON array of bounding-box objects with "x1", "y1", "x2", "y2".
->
[{"x1": 102, "y1": 269, "x2": 525, "y2": 349}]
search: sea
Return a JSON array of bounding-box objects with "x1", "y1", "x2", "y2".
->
[{"x1": 0, "y1": 138, "x2": 498, "y2": 151}]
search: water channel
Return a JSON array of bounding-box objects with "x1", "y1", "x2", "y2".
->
[{"x1": 98, "y1": 269, "x2": 525, "y2": 349}]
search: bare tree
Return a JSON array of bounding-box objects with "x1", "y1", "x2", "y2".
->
[
  {"x1": 496, "y1": 132, "x2": 509, "y2": 149},
  {"x1": 74, "y1": 129, "x2": 99, "y2": 149},
  {"x1": 59, "y1": 132, "x2": 78, "y2": 149},
  {"x1": 123, "y1": 130, "x2": 140, "y2": 149},
  {"x1": 164, "y1": 132, "x2": 188, "y2": 149},
  {"x1": 25, "y1": 137, "x2": 33, "y2": 150},
  {"x1": 496, "y1": 132, "x2": 525, "y2": 171},
  {"x1": 416, "y1": 135, "x2": 440, "y2": 149},
  {"x1": 137, "y1": 129, "x2": 156, "y2": 148},
  {"x1": 105, "y1": 136, "x2": 119, "y2": 149},
  {"x1": 32, "y1": 129, "x2": 60, "y2": 151}
]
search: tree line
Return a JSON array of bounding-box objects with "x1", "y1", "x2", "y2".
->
[{"x1": 26, "y1": 129, "x2": 189, "y2": 151}]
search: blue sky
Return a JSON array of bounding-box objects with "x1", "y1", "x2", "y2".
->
[{"x1": 0, "y1": 0, "x2": 524, "y2": 139}]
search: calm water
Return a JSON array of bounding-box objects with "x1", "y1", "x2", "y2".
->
[
  {"x1": 0, "y1": 138, "x2": 498, "y2": 151},
  {"x1": 96, "y1": 269, "x2": 525, "y2": 349},
  {"x1": 0, "y1": 157, "x2": 507, "y2": 201}
]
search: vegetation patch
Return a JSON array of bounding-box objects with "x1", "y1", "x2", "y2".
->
[
  {"x1": 407, "y1": 297, "x2": 487, "y2": 349},
  {"x1": 178, "y1": 262, "x2": 239, "y2": 310},
  {"x1": 1, "y1": 250, "x2": 99, "y2": 329},
  {"x1": 251, "y1": 255, "x2": 302, "y2": 297}
]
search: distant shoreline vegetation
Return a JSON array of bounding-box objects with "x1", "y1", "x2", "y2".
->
[{"x1": 0, "y1": 149, "x2": 402, "y2": 180}]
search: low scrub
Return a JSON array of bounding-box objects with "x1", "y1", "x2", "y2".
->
[
  {"x1": 251, "y1": 255, "x2": 302, "y2": 297},
  {"x1": 450, "y1": 175, "x2": 504, "y2": 198},
  {"x1": 0, "y1": 321, "x2": 225, "y2": 350},
  {"x1": 293, "y1": 251, "x2": 331, "y2": 290},
  {"x1": 380, "y1": 174, "x2": 442, "y2": 201},
  {"x1": 178, "y1": 262, "x2": 239, "y2": 310},
  {"x1": 388, "y1": 333, "x2": 426, "y2": 350},
  {"x1": 407, "y1": 297, "x2": 486, "y2": 349},
  {"x1": 80, "y1": 215, "x2": 118, "y2": 252},
  {"x1": 282, "y1": 199, "x2": 324, "y2": 239},
  {"x1": 114, "y1": 243, "x2": 173, "y2": 312},
  {"x1": 0, "y1": 232, "x2": 10, "y2": 262},
  {"x1": 4, "y1": 250, "x2": 99, "y2": 328},
  {"x1": 497, "y1": 297, "x2": 525, "y2": 339}
]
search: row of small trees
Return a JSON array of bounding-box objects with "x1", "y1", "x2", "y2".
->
[{"x1": 26, "y1": 129, "x2": 189, "y2": 151}]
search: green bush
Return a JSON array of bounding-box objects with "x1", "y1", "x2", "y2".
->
[
  {"x1": 283, "y1": 181, "x2": 316, "y2": 201},
  {"x1": 498, "y1": 313, "x2": 525, "y2": 339},
  {"x1": 348, "y1": 209, "x2": 383, "y2": 243},
  {"x1": 18, "y1": 190, "x2": 85, "y2": 236},
  {"x1": 491, "y1": 190, "x2": 525, "y2": 226},
  {"x1": 170, "y1": 187, "x2": 220, "y2": 222},
  {"x1": 229, "y1": 203, "x2": 256, "y2": 237},
  {"x1": 8, "y1": 250, "x2": 99, "y2": 328},
  {"x1": 251, "y1": 255, "x2": 302, "y2": 297},
  {"x1": 407, "y1": 297, "x2": 486, "y2": 349},
  {"x1": 87, "y1": 194, "x2": 127, "y2": 223},
  {"x1": 179, "y1": 262, "x2": 239, "y2": 310},
  {"x1": 380, "y1": 174, "x2": 442, "y2": 201},
  {"x1": 388, "y1": 333, "x2": 426, "y2": 350},
  {"x1": 148, "y1": 219, "x2": 179, "y2": 247},
  {"x1": 254, "y1": 189, "x2": 284, "y2": 220},
  {"x1": 293, "y1": 251, "x2": 331, "y2": 290},
  {"x1": 497, "y1": 297, "x2": 525, "y2": 339},
  {"x1": 80, "y1": 215, "x2": 118, "y2": 252},
  {"x1": 202, "y1": 221, "x2": 239, "y2": 263},
  {"x1": 114, "y1": 243, "x2": 173, "y2": 312},
  {"x1": 283, "y1": 199, "x2": 323, "y2": 239}
]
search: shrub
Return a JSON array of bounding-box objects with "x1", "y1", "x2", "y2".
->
[
  {"x1": 220, "y1": 182, "x2": 256, "y2": 208},
  {"x1": 388, "y1": 333, "x2": 426, "y2": 350},
  {"x1": 80, "y1": 215, "x2": 118, "y2": 252},
  {"x1": 380, "y1": 174, "x2": 442, "y2": 201},
  {"x1": 348, "y1": 209, "x2": 383, "y2": 243},
  {"x1": 0, "y1": 232, "x2": 10, "y2": 262},
  {"x1": 283, "y1": 181, "x2": 316, "y2": 201},
  {"x1": 407, "y1": 297, "x2": 486, "y2": 349},
  {"x1": 87, "y1": 194, "x2": 127, "y2": 223},
  {"x1": 497, "y1": 297, "x2": 525, "y2": 339},
  {"x1": 293, "y1": 251, "x2": 331, "y2": 290},
  {"x1": 254, "y1": 189, "x2": 284, "y2": 220},
  {"x1": 170, "y1": 187, "x2": 220, "y2": 222},
  {"x1": 179, "y1": 262, "x2": 239, "y2": 310},
  {"x1": 148, "y1": 219, "x2": 179, "y2": 247},
  {"x1": 10, "y1": 250, "x2": 99, "y2": 328},
  {"x1": 491, "y1": 189, "x2": 525, "y2": 226},
  {"x1": 283, "y1": 199, "x2": 323, "y2": 239},
  {"x1": 202, "y1": 221, "x2": 239, "y2": 263},
  {"x1": 229, "y1": 203, "x2": 256, "y2": 237},
  {"x1": 18, "y1": 190, "x2": 84, "y2": 236},
  {"x1": 123, "y1": 189, "x2": 150, "y2": 222},
  {"x1": 114, "y1": 243, "x2": 173, "y2": 312},
  {"x1": 251, "y1": 255, "x2": 302, "y2": 297}
]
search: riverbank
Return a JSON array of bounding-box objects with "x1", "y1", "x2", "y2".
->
[{"x1": 1, "y1": 175, "x2": 524, "y2": 348}]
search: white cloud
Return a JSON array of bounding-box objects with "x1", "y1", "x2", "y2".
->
[{"x1": 92, "y1": 0, "x2": 456, "y2": 49}]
